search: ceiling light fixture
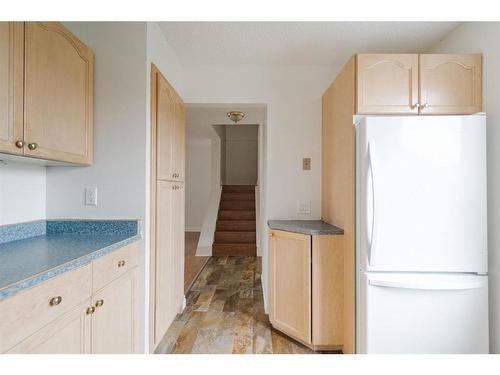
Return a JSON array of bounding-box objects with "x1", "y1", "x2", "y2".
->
[{"x1": 227, "y1": 111, "x2": 245, "y2": 123}]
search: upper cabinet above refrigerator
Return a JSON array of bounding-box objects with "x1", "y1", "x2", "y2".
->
[
  {"x1": 356, "y1": 53, "x2": 482, "y2": 115},
  {"x1": 0, "y1": 22, "x2": 94, "y2": 165}
]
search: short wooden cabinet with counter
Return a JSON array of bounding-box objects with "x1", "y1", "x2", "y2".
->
[
  {"x1": 0, "y1": 243, "x2": 139, "y2": 354},
  {"x1": 268, "y1": 223, "x2": 344, "y2": 352},
  {"x1": 0, "y1": 21, "x2": 93, "y2": 164}
]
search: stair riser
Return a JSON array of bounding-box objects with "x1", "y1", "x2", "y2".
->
[
  {"x1": 221, "y1": 193, "x2": 255, "y2": 201},
  {"x1": 215, "y1": 231, "x2": 256, "y2": 244},
  {"x1": 216, "y1": 221, "x2": 256, "y2": 231},
  {"x1": 222, "y1": 185, "x2": 255, "y2": 193},
  {"x1": 220, "y1": 201, "x2": 255, "y2": 210},
  {"x1": 213, "y1": 244, "x2": 256, "y2": 257},
  {"x1": 218, "y1": 211, "x2": 255, "y2": 220}
]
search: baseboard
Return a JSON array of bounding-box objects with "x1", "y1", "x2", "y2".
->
[
  {"x1": 185, "y1": 226, "x2": 201, "y2": 232},
  {"x1": 261, "y1": 275, "x2": 268, "y2": 314},
  {"x1": 195, "y1": 245, "x2": 212, "y2": 256}
]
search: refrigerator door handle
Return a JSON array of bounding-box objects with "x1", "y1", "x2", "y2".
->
[
  {"x1": 367, "y1": 142, "x2": 378, "y2": 266},
  {"x1": 368, "y1": 278, "x2": 486, "y2": 291}
]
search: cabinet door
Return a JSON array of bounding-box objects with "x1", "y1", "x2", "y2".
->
[
  {"x1": 156, "y1": 72, "x2": 176, "y2": 181},
  {"x1": 7, "y1": 300, "x2": 91, "y2": 354},
  {"x1": 154, "y1": 180, "x2": 177, "y2": 343},
  {"x1": 419, "y1": 54, "x2": 482, "y2": 115},
  {"x1": 173, "y1": 182, "x2": 185, "y2": 308},
  {"x1": 356, "y1": 54, "x2": 419, "y2": 114},
  {"x1": 268, "y1": 229, "x2": 311, "y2": 344},
  {"x1": 173, "y1": 97, "x2": 185, "y2": 182},
  {"x1": 24, "y1": 22, "x2": 93, "y2": 165},
  {"x1": 91, "y1": 268, "x2": 139, "y2": 354},
  {"x1": 0, "y1": 22, "x2": 23, "y2": 155}
]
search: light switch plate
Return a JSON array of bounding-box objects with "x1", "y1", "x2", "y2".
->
[
  {"x1": 302, "y1": 158, "x2": 311, "y2": 170},
  {"x1": 85, "y1": 187, "x2": 98, "y2": 206},
  {"x1": 297, "y1": 200, "x2": 311, "y2": 214}
]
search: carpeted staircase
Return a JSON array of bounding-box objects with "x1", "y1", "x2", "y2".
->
[{"x1": 213, "y1": 185, "x2": 256, "y2": 256}]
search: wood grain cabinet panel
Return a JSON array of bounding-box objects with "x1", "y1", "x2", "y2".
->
[
  {"x1": 24, "y1": 22, "x2": 93, "y2": 164},
  {"x1": 7, "y1": 300, "x2": 91, "y2": 354},
  {"x1": 91, "y1": 268, "x2": 140, "y2": 354},
  {"x1": 419, "y1": 54, "x2": 482, "y2": 115},
  {"x1": 269, "y1": 229, "x2": 312, "y2": 344},
  {"x1": 173, "y1": 98, "x2": 185, "y2": 181},
  {"x1": 356, "y1": 54, "x2": 419, "y2": 114},
  {"x1": 0, "y1": 22, "x2": 24, "y2": 155},
  {"x1": 156, "y1": 75, "x2": 176, "y2": 181}
]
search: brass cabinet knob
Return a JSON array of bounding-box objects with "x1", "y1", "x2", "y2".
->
[
  {"x1": 49, "y1": 296, "x2": 63, "y2": 306},
  {"x1": 118, "y1": 260, "x2": 126, "y2": 267},
  {"x1": 27, "y1": 142, "x2": 38, "y2": 150},
  {"x1": 95, "y1": 299, "x2": 104, "y2": 308},
  {"x1": 15, "y1": 140, "x2": 25, "y2": 148},
  {"x1": 86, "y1": 306, "x2": 96, "y2": 315}
]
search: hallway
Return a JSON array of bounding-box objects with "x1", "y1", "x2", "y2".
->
[{"x1": 155, "y1": 256, "x2": 326, "y2": 354}]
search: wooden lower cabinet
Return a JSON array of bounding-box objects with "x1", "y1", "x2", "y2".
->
[
  {"x1": 269, "y1": 229, "x2": 311, "y2": 344},
  {"x1": 268, "y1": 229, "x2": 344, "y2": 351},
  {"x1": 1, "y1": 243, "x2": 140, "y2": 354},
  {"x1": 7, "y1": 300, "x2": 91, "y2": 354},
  {"x1": 91, "y1": 268, "x2": 139, "y2": 354}
]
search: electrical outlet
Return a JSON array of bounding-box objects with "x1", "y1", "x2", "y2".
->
[
  {"x1": 297, "y1": 200, "x2": 311, "y2": 214},
  {"x1": 302, "y1": 158, "x2": 311, "y2": 170},
  {"x1": 85, "y1": 187, "x2": 98, "y2": 206}
]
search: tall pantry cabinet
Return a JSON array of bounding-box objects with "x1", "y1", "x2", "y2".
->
[
  {"x1": 322, "y1": 53, "x2": 482, "y2": 354},
  {"x1": 150, "y1": 64, "x2": 186, "y2": 351}
]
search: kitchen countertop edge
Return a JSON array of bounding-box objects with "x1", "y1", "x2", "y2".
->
[
  {"x1": 268, "y1": 220, "x2": 344, "y2": 236},
  {"x1": 0, "y1": 233, "x2": 141, "y2": 301}
]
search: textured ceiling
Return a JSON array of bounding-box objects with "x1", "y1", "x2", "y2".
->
[{"x1": 159, "y1": 22, "x2": 460, "y2": 66}]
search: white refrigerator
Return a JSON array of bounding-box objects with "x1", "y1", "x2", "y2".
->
[{"x1": 355, "y1": 115, "x2": 489, "y2": 354}]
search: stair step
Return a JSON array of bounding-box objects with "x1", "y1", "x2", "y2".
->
[
  {"x1": 220, "y1": 200, "x2": 255, "y2": 210},
  {"x1": 218, "y1": 210, "x2": 255, "y2": 220},
  {"x1": 216, "y1": 220, "x2": 256, "y2": 231},
  {"x1": 221, "y1": 192, "x2": 255, "y2": 201},
  {"x1": 215, "y1": 231, "x2": 256, "y2": 244},
  {"x1": 213, "y1": 243, "x2": 257, "y2": 257},
  {"x1": 222, "y1": 185, "x2": 255, "y2": 193}
]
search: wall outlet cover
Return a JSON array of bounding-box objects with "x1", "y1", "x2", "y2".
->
[
  {"x1": 297, "y1": 200, "x2": 311, "y2": 214},
  {"x1": 85, "y1": 187, "x2": 98, "y2": 206},
  {"x1": 302, "y1": 158, "x2": 311, "y2": 171}
]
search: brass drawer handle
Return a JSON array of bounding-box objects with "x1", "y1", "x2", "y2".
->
[
  {"x1": 49, "y1": 296, "x2": 62, "y2": 306},
  {"x1": 15, "y1": 140, "x2": 25, "y2": 148},
  {"x1": 118, "y1": 260, "x2": 126, "y2": 267},
  {"x1": 27, "y1": 142, "x2": 38, "y2": 150},
  {"x1": 86, "y1": 306, "x2": 95, "y2": 315},
  {"x1": 95, "y1": 299, "x2": 104, "y2": 308}
]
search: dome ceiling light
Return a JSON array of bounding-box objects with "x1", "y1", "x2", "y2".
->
[{"x1": 227, "y1": 111, "x2": 245, "y2": 124}]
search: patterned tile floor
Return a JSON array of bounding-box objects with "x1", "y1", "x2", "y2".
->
[{"x1": 155, "y1": 256, "x2": 324, "y2": 354}]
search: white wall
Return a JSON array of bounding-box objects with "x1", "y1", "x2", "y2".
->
[
  {"x1": 0, "y1": 161, "x2": 46, "y2": 225},
  {"x1": 429, "y1": 22, "x2": 500, "y2": 353},
  {"x1": 224, "y1": 126, "x2": 258, "y2": 185},
  {"x1": 181, "y1": 64, "x2": 339, "y2": 309},
  {"x1": 185, "y1": 138, "x2": 213, "y2": 231}
]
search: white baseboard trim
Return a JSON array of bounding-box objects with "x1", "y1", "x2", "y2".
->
[
  {"x1": 195, "y1": 245, "x2": 212, "y2": 256},
  {"x1": 185, "y1": 226, "x2": 201, "y2": 232}
]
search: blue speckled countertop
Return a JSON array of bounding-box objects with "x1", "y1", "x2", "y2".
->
[{"x1": 0, "y1": 220, "x2": 141, "y2": 301}]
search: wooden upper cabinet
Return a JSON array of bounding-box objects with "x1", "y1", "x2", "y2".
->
[
  {"x1": 173, "y1": 98, "x2": 185, "y2": 181},
  {"x1": 419, "y1": 54, "x2": 482, "y2": 115},
  {"x1": 269, "y1": 229, "x2": 312, "y2": 344},
  {"x1": 356, "y1": 54, "x2": 419, "y2": 114},
  {"x1": 154, "y1": 66, "x2": 185, "y2": 182},
  {"x1": 0, "y1": 22, "x2": 24, "y2": 155},
  {"x1": 156, "y1": 73, "x2": 176, "y2": 181},
  {"x1": 24, "y1": 22, "x2": 93, "y2": 164}
]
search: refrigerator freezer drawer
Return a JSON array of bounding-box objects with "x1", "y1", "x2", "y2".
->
[{"x1": 357, "y1": 272, "x2": 489, "y2": 354}]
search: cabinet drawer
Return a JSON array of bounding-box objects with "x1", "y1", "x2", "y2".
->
[
  {"x1": 0, "y1": 263, "x2": 92, "y2": 353},
  {"x1": 92, "y1": 243, "x2": 139, "y2": 292}
]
